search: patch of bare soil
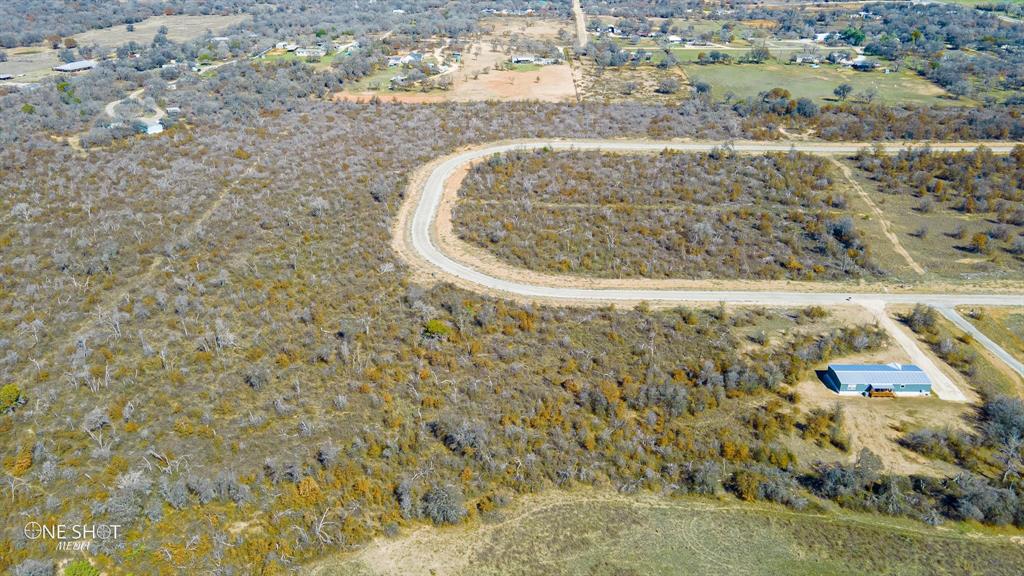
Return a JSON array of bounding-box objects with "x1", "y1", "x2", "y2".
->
[{"x1": 794, "y1": 343, "x2": 970, "y2": 477}]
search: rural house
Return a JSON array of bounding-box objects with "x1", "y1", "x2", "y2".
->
[{"x1": 824, "y1": 364, "x2": 932, "y2": 397}]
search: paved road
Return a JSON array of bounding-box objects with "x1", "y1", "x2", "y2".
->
[
  {"x1": 403, "y1": 138, "x2": 1024, "y2": 400},
  {"x1": 409, "y1": 139, "x2": 1023, "y2": 308},
  {"x1": 937, "y1": 307, "x2": 1024, "y2": 379}
]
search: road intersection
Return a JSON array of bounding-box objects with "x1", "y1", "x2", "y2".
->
[{"x1": 397, "y1": 138, "x2": 1024, "y2": 400}]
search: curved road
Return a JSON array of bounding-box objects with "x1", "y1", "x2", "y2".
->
[
  {"x1": 400, "y1": 139, "x2": 1024, "y2": 401},
  {"x1": 406, "y1": 139, "x2": 1022, "y2": 307}
]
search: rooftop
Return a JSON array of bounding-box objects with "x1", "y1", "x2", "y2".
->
[
  {"x1": 828, "y1": 364, "x2": 931, "y2": 387},
  {"x1": 829, "y1": 364, "x2": 924, "y2": 373},
  {"x1": 53, "y1": 60, "x2": 97, "y2": 72}
]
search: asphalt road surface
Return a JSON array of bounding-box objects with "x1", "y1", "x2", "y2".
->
[
  {"x1": 409, "y1": 138, "x2": 1023, "y2": 308},
  {"x1": 403, "y1": 139, "x2": 1024, "y2": 400},
  {"x1": 938, "y1": 306, "x2": 1024, "y2": 379}
]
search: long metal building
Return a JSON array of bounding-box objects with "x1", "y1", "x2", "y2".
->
[{"x1": 824, "y1": 363, "x2": 932, "y2": 397}]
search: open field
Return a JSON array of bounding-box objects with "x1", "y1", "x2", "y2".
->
[
  {"x1": 685, "y1": 62, "x2": 960, "y2": 106},
  {"x1": 957, "y1": 306, "x2": 1024, "y2": 366},
  {"x1": 841, "y1": 158, "x2": 1024, "y2": 284},
  {"x1": 312, "y1": 490, "x2": 1024, "y2": 576},
  {"x1": 70, "y1": 14, "x2": 250, "y2": 46},
  {"x1": 0, "y1": 46, "x2": 61, "y2": 81}
]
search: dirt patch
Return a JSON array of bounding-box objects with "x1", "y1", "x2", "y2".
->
[
  {"x1": 483, "y1": 17, "x2": 570, "y2": 41},
  {"x1": 575, "y1": 58, "x2": 690, "y2": 104},
  {"x1": 795, "y1": 342, "x2": 970, "y2": 476},
  {"x1": 337, "y1": 60, "x2": 575, "y2": 104}
]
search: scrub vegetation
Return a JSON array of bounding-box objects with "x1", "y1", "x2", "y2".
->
[
  {"x1": 853, "y1": 146, "x2": 1024, "y2": 273},
  {"x1": 453, "y1": 148, "x2": 881, "y2": 280},
  {"x1": 1, "y1": 0, "x2": 1024, "y2": 573}
]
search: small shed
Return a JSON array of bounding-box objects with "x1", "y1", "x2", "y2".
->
[{"x1": 825, "y1": 364, "x2": 931, "y2": 397}]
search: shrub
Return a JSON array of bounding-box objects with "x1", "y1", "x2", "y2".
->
[
  {"x1": 656, "y1": 77, "x2": 680, "y2": 94},
  {"x1": 12, "y1": 559, "x2": 53, "y2": 576},
  {"x1": 903, "y1": 304, "x2": 937, "y2": 335},
  {"x1": 1, "y1": 382, "x2": 22, "y2": 412},
  {"x1": 422, "y1": 484, "x2": 466, "y2": 525},
  {"x1": 980, "y1": 396, "x2": 1024, "y2": 447},
  {"x1": 424, "y1": 319, "x2": 452, "y2": 338},
  {"x1": 64, "y1": 560, "x2": 99, "y2": 576}
]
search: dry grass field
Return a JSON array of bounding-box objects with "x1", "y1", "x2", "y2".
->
[
  {"x1": 574, "y1": 57, "x2": 689, "y2": 103},
  {"x1": 311, "y1": 490, "x2": 1024, "y2": 576},
  {"x1": 70, "y1": 14, "x2": 251, "y2": 46}
]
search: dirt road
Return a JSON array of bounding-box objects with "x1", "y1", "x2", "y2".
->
[
  {"x1": 398, "y1": 139, "x2": 1022, "y2": 307},
  {"x1": 572, "y1": 0, "x2": 588, "y2": 49}
]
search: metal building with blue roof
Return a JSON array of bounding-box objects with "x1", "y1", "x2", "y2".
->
[{"x1": 824, "y1": 364, "x2": 932, "y2": 397}]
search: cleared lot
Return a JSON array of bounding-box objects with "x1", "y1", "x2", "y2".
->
[
  {"x1": 685, "y1": 62, "x2": 960, "y2": 106},
  {"x1": 70, "y1": 14, "x2": 250, "y2": 46}
]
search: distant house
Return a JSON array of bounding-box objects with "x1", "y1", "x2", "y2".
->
[
  {"x1": 511, "y1": 55, "x2": 536, "y2": 64},
  {"x1": 826, "y1": 51, "x2": 851, "y2": 64},
  {"x1": 0, "y1": 74, "x2": 13, "y2": 81},
  {"x1": 392, "y1": 8, "x2": 406, "y2": 14},
  {"x1": 667, "y1": 35, "x2": 682, "y2": 44},
  {"x1": 296, "y1": 47, "x2": 326, "y2": 58},
  {"x1": 823, "y1": 364, "x2": 932, "y2": 397},
  {"x1": 852, "y1": 59, "x2": 878, "y2": 71},
  {"x1": 275, "y1": 41, "x2": 289, "y2": 49},
  {"x1": 53, "y1": 60, "x2": 97, "y2": 73}
]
